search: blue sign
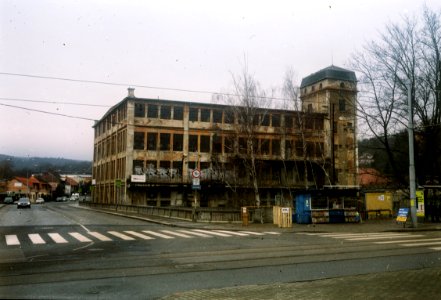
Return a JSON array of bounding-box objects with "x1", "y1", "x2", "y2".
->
[{"x1": 396, "y1": 208, "x2": 409, "y2": 222}]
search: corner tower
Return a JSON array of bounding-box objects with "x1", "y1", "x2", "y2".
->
[{"x1": 300, "y1": 66, "x2": 358, "y2": 186}]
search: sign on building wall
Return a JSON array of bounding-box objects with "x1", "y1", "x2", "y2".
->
[
  {"x1": 416, "y1": 190, "x2": 425, "y2": 217},
  {"x1": 131, "y1": 174, "x2": 146, "y2": 183}
]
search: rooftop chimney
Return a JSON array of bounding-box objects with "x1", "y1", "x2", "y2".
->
[{"x1": 128, "y1": 87, "x2": 135, "y2": 98}]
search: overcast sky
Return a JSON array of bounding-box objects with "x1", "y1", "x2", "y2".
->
[{"x1": 1, "y1": 0, "x2": 439, "y2": 161}]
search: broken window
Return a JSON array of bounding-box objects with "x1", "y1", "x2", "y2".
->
[
  {"x1": 224, "y1": 137, "x2": 234, "y2": 153},
  {"x1": 285, "y1": 115, "x2": 293, "y2": 128},
  {"x1": 173, "y1": 106, "x2": 183, "y2": 120},
  {"x1": 272, "y1": 139, "x2": 280, "y2": 156},
  {"x1": 272, "y1": 114, "x2": 280, "y2": 127},
  {"x1": 212, "y1": 110, "x2": 222, "y2": 123},
  {"x1": 239, "y1": 137, "x2": 247, "y2": 154},
  {"x1": 135, "y1": 103, "x2": 145, "y2": 117},
  {"x1": 133, "y1": 160, "x2": 144, "y2": 175},
  {"x1": 224, "y1": 110, "x2": 234, "y2": 124},
  {"x1": 200, "y1": 108, "x2": 210, "y2": 122},
  {"x1": 147, "y1": 104, "x2": 158, "y2": 118},
  {"x1": 339, "y1": 98, "x2": 346, "y2": 112},
  {"x1": 160, "y1": 105, "x2": 171, "y2": 119},
  {"x1": 200, "y1": 135, "x2": 210, "y2": 152},
  {"x1": 172, "y1": 161, "x2": 183, "y2": 177},
  {"x1": 260, "y1": 139, "x2": 270, "y2": 155},
  {"x1": 295, "y1": 141, "x2": 304, "y2": 157},
  {"x1": 306, "y1": 142, "x2": 315, "y2": 157},
  {"x1": 147, "y1": 133, "x2": 157, "y2": 150},
  {"x1": 134, "y1": 132, "x2": 145, "y2": 150},
  {"x1": 261, "y1": 114, "x2": 270, "y2": 126},
  {"x1": 189, "y1": 107, "x2": 198, "y2": 121},
  {"x1": 213, "y1": 135, "x2": 222, "y2": 153},
  {"x1": 160, "y1": 133, "x2": 171, "y2": 151},
  {"x1": 189, "y1": 135, "x2": 198, "y2": 152},
  {"x1": 173, "y1": 134, "x2": 183, "y2": 151}
]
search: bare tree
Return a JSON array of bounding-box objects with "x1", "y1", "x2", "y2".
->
[
  {"x1": 226, "y1": 66, "x2": 271, "y2": 208},
  {"x1": 350, "y1": 6, "x2": 441, "y2": 185}
]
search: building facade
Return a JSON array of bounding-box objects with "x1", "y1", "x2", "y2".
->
[{"x1": 92, "y1": 66, "x2": 358, "y2": 208}]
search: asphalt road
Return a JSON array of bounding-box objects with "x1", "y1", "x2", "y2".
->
[{"x1": 1, "y1": 202, "x2": 441, "y2": 299}]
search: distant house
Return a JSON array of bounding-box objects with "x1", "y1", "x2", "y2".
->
[
  {"x1": 64, "y1": 176, "x2": 79, "y2": 195},
  {"x1": 358, "y1": 168, "x2": 390, "y2": 187},
  {"x1": 6, "y1": 176, "x2": 51, "y2": 202}
]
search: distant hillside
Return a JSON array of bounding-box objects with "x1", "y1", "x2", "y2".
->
[{"x1": 0, "y1": 154, "x2": 92, "y2": 174}]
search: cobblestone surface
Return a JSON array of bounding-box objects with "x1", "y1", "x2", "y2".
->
[{"x1": 161, "y1": 267, "x2": 441, "y2": 300}]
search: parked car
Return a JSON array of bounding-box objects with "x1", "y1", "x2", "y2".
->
[
  {"x1": 4, "y1": 197, "x2": 14, "y2": 204},
  {"x1": 17, "y1": 197, "x2": 31, "y2": 209},
  {"x1": 36, "y1": 198, "x2": 45, "y2": 204}
]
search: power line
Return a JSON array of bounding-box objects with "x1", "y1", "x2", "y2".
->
[
  {"x1": 0, "y1": 97, "x2": 110, "y2": 108},
  {"x1": 0, "y1": 103, "x2": 97, "y2": 122},
  {"x1": 0, "y1": 71, "x2": 294, "y2": 102}
]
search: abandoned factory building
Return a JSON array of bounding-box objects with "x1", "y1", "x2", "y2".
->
[{"x1": 91, "y1": 65, "x2": 358, "y2": 208}]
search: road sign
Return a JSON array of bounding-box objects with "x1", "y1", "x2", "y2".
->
[
  {"x1": 192, "y1": 169, "x2": 201, "y2": 178},
  {"x1": 192, "y1": 178, "x2": 201, "y2": 190},
  {"x1": 396, "y1": 207, "x2": 409, "y2": 222}
]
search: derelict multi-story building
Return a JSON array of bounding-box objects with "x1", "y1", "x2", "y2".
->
[{"x1": 91, "y1": 66, "x2": 357, "y2": 208}]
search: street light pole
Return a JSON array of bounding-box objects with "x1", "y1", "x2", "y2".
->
[{"x1": 407, "y1": 80, "x2": 417, "y2": 228}]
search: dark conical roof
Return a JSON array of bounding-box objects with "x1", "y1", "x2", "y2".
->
[{"x1": 300, "y1": 65, "x2": 356, "y2": 88}]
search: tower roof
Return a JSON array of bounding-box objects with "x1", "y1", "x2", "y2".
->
[{"x1": 300, "y1": 65, "x2": 356, "y2": 88}]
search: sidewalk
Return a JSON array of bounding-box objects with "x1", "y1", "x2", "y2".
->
[{"x1": 73, "y1": 202, "x2": 441, "y2": 234}]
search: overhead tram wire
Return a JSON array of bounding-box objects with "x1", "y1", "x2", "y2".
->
[
  {"x1": 0, "y1": 97, "x2": 111, "y2": 108},
  {"x1": 0, "y1": 103, "x2": 97, "y2": 122},
  {"x1": 0, "y1": 71, "x2": 292, "y2": 103}
]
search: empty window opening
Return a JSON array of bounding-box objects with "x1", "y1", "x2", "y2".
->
[
  {"x1": 147, "y1": 104, "x2": 158, "y2": 118},
  {"x1": 160, "y1": 133, "x2": 171, "y2": 151},
  {"x1": 134, "y1": 132, "x2": 145, "y2": 150}
]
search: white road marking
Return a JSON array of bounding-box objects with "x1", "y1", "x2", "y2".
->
[
  {"x1": 239, "y1": 231, "x2": 266, "y2": 236},
  {"x1": 346, "y1": 234, "x2": 425, "y2": 241},
  {"x1": 375, "y1": 237, "x2": 441, "y2": 244},
  {"x1": 263, "y1": 232, "x2": 281, "y2": 235},
  {"x1": 161, "y1": 230, "x2": 193, "y2": 238},
  {"x1": 5, "y1": 235, "x2": 20, "y2": 246},
  {"x1": 142, "y1": 230, "x2": 174, "y2": 239},
  {"x1": 87, "y1": 231, "x2": 113, "y2": 242},
  {"x1": 177, "y1": 230, "x2": 213, "y2": 237},
  {"x1": 69, "y1": 232, "x2": 92, "y2": 242},
  {"x1": 401, "y1": 241, "x2": 441, "y2": 247},
  {"x1": 192, "y1": 229, "x2": 232, "y2": 237},
  {"x1": 214, "y1": 230, "x2": 249, "y2": 236},
  {"x1": 430, "y1": 247, "x2": 441, "y2": 251},
  {"x1": 28, "y1": 234, "x2": 46, "y2": 244},
  {"x1": 48, "y1": 233, "x2": 68, "y2": 244},
  {"x1": 107, "y1": 231, "x2": 135, "y2": 241},
  {"x1": 124, "y1": 231, "x2": 155, "y2": 240}
]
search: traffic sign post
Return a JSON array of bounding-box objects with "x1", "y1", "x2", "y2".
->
[{"x1": 191, "y1": 169, "x2": 201, "y2": 221}]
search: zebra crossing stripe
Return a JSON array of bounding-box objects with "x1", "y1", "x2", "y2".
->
[
  {"x1": 28, "y1": 234, "x2": 46, "y2": 244},
  {"x1": 69, "y1": 232, "x2": 92, "y2": 242},
  {"x1": 346, "y1": 234, "x2": 425, "y2": 241},
  {"x1": 401, "y1": 241, "x2": 441, "y2": 247},
  {"x1": 108, "y1": 231, "x2": 135, "y2": 241},
  {"x1": 177, "y1": 230, "x2": 213, "y2": 237},
  {"x1": 88, "y1": 231, "x2": 112, "y2": 242},
  {"x1": 239, "y1": 231, "x2": 266, "y2": 236},
  {"x1": 124, "y1": 231, "x2": 155, "y2": 240},
  {"x1": 48, "y1": 233, "x2": 68, "y2": 244},
  {"x1": 214, "y1": 230, "x2": 249, "y2": 236},
  {"x1": 5, "y1": 235, "x2": 20, "y2": 246},
  {"x1": 161, "y1": 230, "x2": 194, "y2": 238},
  {"x1": 192, "y1": 229, "x2": 232, "y2": 237},
  {"x1": 430, "y1": 247, "x2": 441, "y2": 251},
  {"x1": 375, "y1": 237, "x2": 441, "y2": 244},
  {"x1": 142, "y1": 230, "x2": 174, "y2": 239}
]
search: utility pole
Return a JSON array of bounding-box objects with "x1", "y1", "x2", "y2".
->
[{"x1": 407, "y1": 81, "x2": 417, "y2": 228}]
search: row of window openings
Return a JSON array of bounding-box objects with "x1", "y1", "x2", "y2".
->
[
  {"x1": 134, "y1": 103, "x2": 321, "y2": 128},
  {"x1": 134, "y1": 132, "x2": 324, "y2": 157}
]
